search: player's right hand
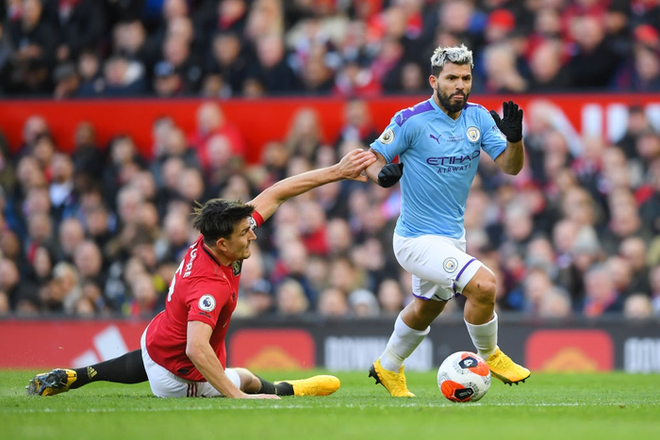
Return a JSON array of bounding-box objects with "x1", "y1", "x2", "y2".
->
[
  {"x1": 338, "y1": 149, "x2": 377, "y2": 182},
  {"x1": 377, "y1": 162, "x2": 404, "y2": 188}
]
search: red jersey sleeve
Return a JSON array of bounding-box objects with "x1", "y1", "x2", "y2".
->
[
  {"x1": 252, "y1": 211, "x2": 264, "y2": 227},
  {"x1": 185, "y1": 277, "x2": 231, "y2": 328}
]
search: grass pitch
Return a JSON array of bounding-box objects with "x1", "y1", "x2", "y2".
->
[{"x1": 1, "y1": 369, "x2": 659, "y2": 440}]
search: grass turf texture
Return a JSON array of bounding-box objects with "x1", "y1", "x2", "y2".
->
[{"x1": 2, "y1": 370, "x2": 659, "y2": 440}]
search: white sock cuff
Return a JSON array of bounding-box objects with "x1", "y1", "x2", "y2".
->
[
  {"x1": 395, "y1": 312, "x2": 430, "y2": 337},
  {"x1": 464, "y1": 312, "x2": 498, "y2": 335}
]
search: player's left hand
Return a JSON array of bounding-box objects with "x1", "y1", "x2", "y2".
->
[
  {"x1": 490, "y1": 101, "x2": 523, "y2": 143},
  {"x1": 338, "y1": 149, "x2": 377, "y2": 182}
]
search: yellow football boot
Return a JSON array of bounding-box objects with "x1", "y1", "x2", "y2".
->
[
  {"x1": 275, "y1": 375, "x2": 340, "y2": 396},
  {"x1": 27, "y1": 369, "x2": 77, "y2": 396},
  {"x1": 486, "y1": 348, "x2": 531, "y2": 385},
  {"x1": 368, "y1": 359, "x2": 415, "y2": 397}
]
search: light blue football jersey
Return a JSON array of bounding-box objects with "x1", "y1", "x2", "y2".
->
[{"x1": 370, "y1": 96, "x2": 507, "y2": 239}]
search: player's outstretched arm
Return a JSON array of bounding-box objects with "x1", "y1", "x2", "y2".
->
[
  {"x1": 186, "y1": 321, "x2": 279, "y2": 399},
  {"x1": 248, "y1": 148, "x2": 375, "y2": 222},
  {"x1": 491, "y1": 100, "x2": 525, "y2": 175}
]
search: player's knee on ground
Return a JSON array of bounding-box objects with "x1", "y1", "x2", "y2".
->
[{"x1": 234, "y1": 368, "x2": 261, "y2": 393}]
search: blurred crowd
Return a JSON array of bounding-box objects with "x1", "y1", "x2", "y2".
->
[
  {"x1": 2, "y1": 0, "x2": 660, "y2": 98},
  {"x1": 1, "y1": 97, "x2": 660, "y2": 321}
]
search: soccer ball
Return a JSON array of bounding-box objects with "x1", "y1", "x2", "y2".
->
[{"x1": 437, "y1": 351, "x2": 491, "y2": 402}]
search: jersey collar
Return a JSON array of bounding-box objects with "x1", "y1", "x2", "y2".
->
[{"x1": 428, "y1": 95, "x2": 463, "y2": 123}]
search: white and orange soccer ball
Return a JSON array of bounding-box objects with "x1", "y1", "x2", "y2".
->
[{"x1": 437, "y1": 351, "x2": 491, "y2": 402}]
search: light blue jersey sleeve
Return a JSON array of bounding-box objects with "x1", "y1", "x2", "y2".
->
[
  {"x1": 370, "y1": 108, "x2": 421, "y2": 163},
  {"x1": 477, "y1": 104, "x2": 508, "y2": 161}
]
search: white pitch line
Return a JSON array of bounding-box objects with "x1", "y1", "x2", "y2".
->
[{"x1": 2, "y1": 401, "x2": 656, "y2": 414}]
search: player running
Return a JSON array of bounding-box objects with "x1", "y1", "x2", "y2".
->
[
  {"x1": 28, "y1": 148, "x2": 376, "y2": 398},
  {"x1": 364, "y1": 44, "x2": 530, "y2": 397}
]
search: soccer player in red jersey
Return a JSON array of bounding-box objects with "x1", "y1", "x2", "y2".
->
[{"x1": 28, "y1": 149, "x2": 376, "y2": 399}]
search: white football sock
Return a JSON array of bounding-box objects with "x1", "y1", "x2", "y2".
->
[
  {"x1": 379, "y1": 312, "x2": 430, "y2": 372},
  {"x1": 464, "y1": 312, "x2": 498, "y2": 359}
]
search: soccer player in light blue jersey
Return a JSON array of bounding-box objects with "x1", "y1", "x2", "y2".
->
[{"x1": 365, "y1": 44, "x2": 531, "y2": 397}]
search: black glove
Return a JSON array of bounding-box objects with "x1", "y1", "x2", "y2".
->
[
  {"x1": 490, "y1": 101, "x2": 523, "y2": 143},
  {"x1": 377, "y1": 162, "x2": 404, "y2": 188}
]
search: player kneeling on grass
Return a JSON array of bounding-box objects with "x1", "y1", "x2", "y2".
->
[{"x1": 28, "y1": 148, "x2": 377, "y2": 399}]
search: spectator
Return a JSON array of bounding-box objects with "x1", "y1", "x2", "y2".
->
[
  {"x1": 640, "y1": 159, "x2": 660, "y2": 234},
  {"x1": 333, "y1": 59, "x2": 382, "y2": 97},
  {"x1": 187, "y1": 102, "x2": 245, "y2": 169},
  {"x1": 623, "y1": 293, "x2": 653, "y2": 320},
  {"x1": 348, "y1": 288, "x2": 379, "y2": 317},
  {"x1": 619, "y1": 237, "x2": 652, "y2": 295},
  {"x1": 113, "y1": 19, "x2": 148, "y2": 63},
  {"x1": 377, "y1": 278, "x2": 405, "y2": 316},
  {"x1": 204, "y1": 31, "x2": 250, "y2": 96},
  {"x1": 615, "y1": 105, "x2": 654, "y2": 160},
  {"x1": 32, "y1": 133, "x2": 56, "y2": 179},
  {"x1": 284, "y1": 107, "x2": 324, "y2": 160},
  {"x1": 335, "y1": 99, "x2": 378, "y2": 147},
  {"x1": 194, "y1": 0, "x2": 249, "y2": 56},
  {"x1": 99, "y1": 54, "x2": 148, "y2": 96},
  {"x1": 480, "y1": 43, "x2": 527, "y2": 93},
  {"x1": 527, "y1": 39, "x2": 572, "y2": 92},
  {"x1": 49, "y1": 153, "x2": 78, "y2": 228},
  {"x1": 0, "y1": 21, "x2": 13, "y2": 94},
  {"x1": 626, "y1": 44, "x2": 660, "y2": 91},
  {"x1": 49, "y1": 261, "x2": 81, "y2": 314},
  {"x1": 247, "y1": 33, "x2": 299, "y2": 93},
  {"x1": 317, "y1": 286, "x2": 349, "y2": 317},
  {"x1": 275, "y1": 277, "x2": 309, "y2": 316},
  {"x1": 582, "y1": 264, "x2": 624, "y2": 317},
  {"x1": 46, "y1": 0, "x2": 105, "y2": 63},
  {"x1": 71, "y1": 122, "x2": 105, "y2": 191},
  {"x1": 241, "y1": 278, "x2": 274, "y2": 317},
  {"x1": 566, "y1": 14, "x2": 623, "y2": 89},
  {"x1": 57, "y1": 218, "x2": 85, "y2": 264},
  {"x1": 650, "y1": 265, "x2": 660, "y2": 315},
  {"x1": 271, "y1": 239, "x2": 317, "y2": 304},
  {"x1": 52, "y1": 62, "x2": 80, "y2": 98},
  {"x1": 151, "y1": 60, "x2": 183, "y2": 96},
  {"x1": 7, "y1": 0, "x2": 57, "y2": 94},
  {"x1": 0, "y1": 256, "x2": 38, "y2": 311},
  {"x1": 537, "y1": 287, "x2": 573, "y2": 319},
  {"x1": 126, "y1": 272, "x2": 160, "y2": 317},
  {"x1": 75, "y1": 49, "x2": 103, "y2": 96}
]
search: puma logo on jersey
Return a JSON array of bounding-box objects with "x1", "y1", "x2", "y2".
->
[{"x1": 429, "y1": 133, "x2": 441, "y2": 144}]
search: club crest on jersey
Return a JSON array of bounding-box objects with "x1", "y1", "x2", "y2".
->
[
  {"x1": 379, "y1": 128, "x2": 395, "y2": 144},
  {"x1": 232, "y1": 260, "x2": 243, "y2": 276},
  {"x1": 443, "y1": 257, "x2": 459, "y2": 273},
  {"x1": 466, "y1": 126, "x2": 481, "y2": 143},
  {"x1": 199, "y1": 294, "x2": 216, "y2": 312}
]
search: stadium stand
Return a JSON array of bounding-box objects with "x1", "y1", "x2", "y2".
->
[{"x1": 0, "y1": 0, "x2": 659, "y2": 322}]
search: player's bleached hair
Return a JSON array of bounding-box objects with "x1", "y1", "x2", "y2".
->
[{"x1": 430, "y1": 44, "x2": 474, "y2": 76}]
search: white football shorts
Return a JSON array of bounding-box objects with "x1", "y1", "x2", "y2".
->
[
  {"x1": 141, "y1": 328, "x2": 241, "y2": 398},
  {"x1": 393, "y1": 232, "x2": 483, "y2": 302}
]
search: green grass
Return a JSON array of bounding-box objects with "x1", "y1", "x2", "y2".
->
[{"x1": 1, "y1": 370, "x2": 659, "y2": 440}]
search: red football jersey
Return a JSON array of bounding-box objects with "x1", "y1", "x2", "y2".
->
[{"x1": 145, "y1": 212, "x2": 263, "y2": 381}]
